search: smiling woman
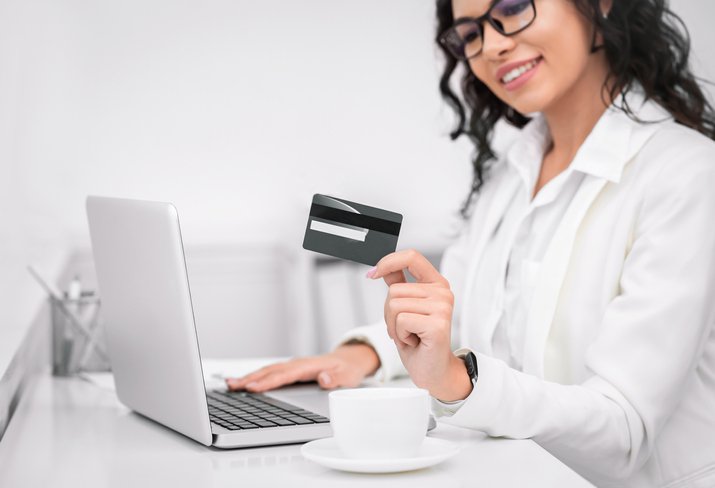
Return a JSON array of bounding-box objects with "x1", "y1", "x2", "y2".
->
[
  {"x1": 437, "y1": 0, "x2": 715, "y2": 215},
  {"x1": 228, "y1": 2, "x2": 715, "y2": 486}
]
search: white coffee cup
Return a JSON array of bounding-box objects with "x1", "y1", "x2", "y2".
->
[{"x1": 329, "y1": 388, "x2": 430, "y2": 459}]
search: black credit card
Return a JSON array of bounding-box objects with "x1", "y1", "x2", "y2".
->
[{"x1": 302, "y1": 194, "x2": 403, "y2": 266}]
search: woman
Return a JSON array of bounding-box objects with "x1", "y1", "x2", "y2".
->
[{"x1": 229, "y1": 0, "x2": 715, "y2": 485}]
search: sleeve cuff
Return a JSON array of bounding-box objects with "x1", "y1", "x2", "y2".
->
[
  {"x1": 431, "y1": 396, "x2": 467, "y2": 417},
  {"x1": 429, "y1": 347, "x2": 473, "y2": 418},
  {"x1": 436, "y1": 351, "x2": 507, "y2": 431},
  {"x1": 337, "y1": 322, "x2": 407, "y2": 382}
]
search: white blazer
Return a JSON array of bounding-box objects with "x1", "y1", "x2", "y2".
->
[{"x1": 344, "y1": 94, "x2": 715, "y2": 487}]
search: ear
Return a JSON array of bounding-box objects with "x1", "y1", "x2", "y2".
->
[
  {"x1": 599, "y1": 0, "x2": 613, "y2": 19},
  {"x1": 592, "y1": 0, "x2": 613, "y2": 49}
]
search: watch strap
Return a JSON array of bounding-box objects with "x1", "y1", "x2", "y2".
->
[{"x1": 463, "y1": 351, "x2": 478, "y2": 385}]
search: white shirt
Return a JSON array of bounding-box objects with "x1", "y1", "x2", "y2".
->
[
  {"x1": 477, "y1": 115, "x2": 588, "y2": 378},
  {"x1": 343, "y1": 93, "x2": 715, "y2": 487}
]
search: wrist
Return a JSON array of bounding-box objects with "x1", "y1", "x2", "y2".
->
[
  {"x1": 432, "y1": 355, "x2": 474, "y2": 403},
  {"x1": 334, "y1": 342, "x2": 381, "y2": 377}
]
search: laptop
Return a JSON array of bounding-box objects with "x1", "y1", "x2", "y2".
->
[{"x1": 85, "y1": 195, "x2": 333, "y2": 448}]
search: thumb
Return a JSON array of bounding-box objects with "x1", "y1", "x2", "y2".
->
[
  {"x1": 317, "y1": 366, "x2": 354, "y2": 389},
  {"x1": 317, "y1": 369, "x2": 337, "y2": 389}
]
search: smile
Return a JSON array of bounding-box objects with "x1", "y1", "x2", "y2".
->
[{"x1": 500, "y1": 57, "x2": 542, "y2": 84}]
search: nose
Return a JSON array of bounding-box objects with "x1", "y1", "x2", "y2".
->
[{"x1": 480, "y1": 21, "x2": 515, "y2": 60}]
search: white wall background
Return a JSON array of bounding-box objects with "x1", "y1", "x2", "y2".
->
[
  {"x1": 8, "y1": 0, "x2": 473, "y2": 250},
  {"x1": 2, "y1": 0, "x2": 714, "y2": 362}
]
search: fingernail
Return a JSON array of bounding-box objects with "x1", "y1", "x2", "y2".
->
[
  {"x1": 318, "y1": 372, "x2": 331, "y2": 385},
  {"x1": 365, "y1": 266, "x2": 377, "y2": 278}
]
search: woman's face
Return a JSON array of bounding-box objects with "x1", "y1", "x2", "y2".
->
[{"x1": 451, "y1": 0, "x2": 608, "y2": 115}]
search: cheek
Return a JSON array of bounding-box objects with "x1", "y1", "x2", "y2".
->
[
  {"x1": 532, "y1": 2, "x2": 594, "y2": 77},
  {"x1": 515, "y1": 5, "x2": 595, "y2": 109},
  {"x1": 467, "y1": 59, "x2": 500, "y2": 93}
]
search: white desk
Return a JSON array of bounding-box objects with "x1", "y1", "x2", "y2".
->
[{"x1": 0, "y1": 374, "x2": 594, "y2": 487}]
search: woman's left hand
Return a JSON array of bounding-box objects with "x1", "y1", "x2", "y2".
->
[{"x1": 367, "y1": 249, "x2": 473, "y2": 402}]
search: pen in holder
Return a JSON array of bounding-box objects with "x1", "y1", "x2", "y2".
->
[
  {"x1": 50, "y1": 292, "x2": 109, "y2": 376},
  {"x1": 28, "y1": 266, "x2": 111, "y2": 376}
]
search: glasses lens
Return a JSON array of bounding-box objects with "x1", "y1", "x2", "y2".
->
[
  {"x1": 443, "y1": 21, "x2": 482, "y2": 59},
  {"x1": 491, "y1": 0, "x2": 535, "y2": 35},
  {"x1": 440, "y1": 0, "x2": 534, "y2": 60}
]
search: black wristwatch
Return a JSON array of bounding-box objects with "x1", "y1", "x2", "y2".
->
[{"x1": 461, "y1": 351, "x2": 479, "y2": 387}]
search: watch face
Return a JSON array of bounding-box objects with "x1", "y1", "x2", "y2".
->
[{"x1": 465, "y1": 352, "x2": 478, "y2": 381}]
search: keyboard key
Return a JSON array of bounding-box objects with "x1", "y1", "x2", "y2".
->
[
  {"x1": 264, "y1": 408, "x2": 286, "y2": 415},
  {"x1": 271, "y1": 418, "x2": 296, "y2": 426},
  {"x1": 304, "y1": 414, "x2": 329, "y2": 421},
  {"x1": 252, "y1": 420, "x2": 277, "y2": 427},
  {"x1": 286, "y1": 416, "x2": 314, "y2": 425}
]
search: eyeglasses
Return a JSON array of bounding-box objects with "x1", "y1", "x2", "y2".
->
[{"x1": 438, "y1": 0, "x2": 537, "y2": 60}]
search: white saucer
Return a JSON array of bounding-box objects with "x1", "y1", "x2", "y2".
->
[{"x1": 300, "y1": 437, "x2": 460, "y2": 474}]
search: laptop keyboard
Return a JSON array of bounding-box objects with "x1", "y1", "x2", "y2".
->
[{"x1": 207, "y1": 391, "x2": 330, "y2": 431}]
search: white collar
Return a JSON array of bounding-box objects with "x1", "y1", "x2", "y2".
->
[{"x1": 503, "y1": 89, "x2": 672, "y2": 185}]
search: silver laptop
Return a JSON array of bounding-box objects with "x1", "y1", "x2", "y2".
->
[{"x1": 86, "y1": 195, "x2": 332, "y2": 448}]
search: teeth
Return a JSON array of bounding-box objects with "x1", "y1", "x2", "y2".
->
[{"x1": 501, "y1": 59, "x2": 539, "y2": 84}]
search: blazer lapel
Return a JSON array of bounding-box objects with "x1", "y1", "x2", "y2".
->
[
  {"x1": 459, "y1": 167, "x2": 521, "y2": 352},
  {"x1": 521, "y1": 174, "x2": 609, "y2": 377},
  {"x1": 520, "y1": 97, "x2": 669, "y2": 378}
]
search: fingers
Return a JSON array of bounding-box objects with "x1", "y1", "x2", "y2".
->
[
  {"x1": 366, "y1": 250, "x2": 452, "y2": 346},
  {"x1": 225, "y1": 363, "x2": 280, "y2": 390},
  {"x1": 384, "y1": 298, "x2": 447, "y2": 345},
  {"x1": 394, "y1": 312, "x2": 433, "y2": 347},
  {"x1": 387, "y1": 297, "x2": 438, "y2": 316},
  {"x1": 240, "y1": 370, "x2": 304, "y2": 393},
  {"x1": 316, "y1": 370, "x2": 335, "y2": 389},
  {"x1": 384, "y1": 287, "x2": 454, "y2": 344},
  {"x1": 226, "y1": 358, "x2": 327, "y2": 392},
  {"x1": 225, "y1": 368, "x2": 286, "y2": 392},
  {"x1": 225, "y1": 354, "x2": 369, "y2": 393},
  {"x1": 368, "y1": 249, "x2": 447, "y2": 286},
  {"x1": 388, "y1": 282, "x2": 452, "y2": 299},
  {"x1": 385, "y1": 296, "x2": 432, "y2": 341},
  {"x1": 316, "y1": 364, "x2": 365, "y2": 390},
  {"x1": 382, "y1": 269, "x2": 407, "y2": 286},
  {"x1": 393, "y1": 312, "x2": 453, "y2": 355}
]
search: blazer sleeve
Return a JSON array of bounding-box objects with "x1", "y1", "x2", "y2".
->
[{"x1": 436, "y1": 147, "x2": 715, "y2": 481}]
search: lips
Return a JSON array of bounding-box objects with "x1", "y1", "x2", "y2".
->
[{"x1": 496, "y1": 56, "x2": 543, "y2": 85}]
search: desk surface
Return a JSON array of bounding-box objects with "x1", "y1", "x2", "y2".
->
[{"x1": 0, "y1": 374, "x2": 594, "y2": 488}]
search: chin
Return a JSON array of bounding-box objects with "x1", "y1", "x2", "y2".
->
[{"x1": 497, "y1": 87, "x2": 556, "y2": 117}]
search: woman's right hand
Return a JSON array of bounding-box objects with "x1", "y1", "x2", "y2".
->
[{"x1": 225, "y1": 343, "x2": 381, "y2": 393}]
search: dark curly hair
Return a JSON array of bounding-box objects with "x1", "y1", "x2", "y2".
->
[{"x1": 436, "y1": 0, "x2": 715, "y2": 218}]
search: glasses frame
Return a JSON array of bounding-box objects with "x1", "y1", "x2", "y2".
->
[{"x1": 438, "y1": 0, "x2": 537, "y2": 60}]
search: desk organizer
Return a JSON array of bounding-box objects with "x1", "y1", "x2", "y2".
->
[{"x1": 51, "y1": 293, "x2": 110, "y2": 376}]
